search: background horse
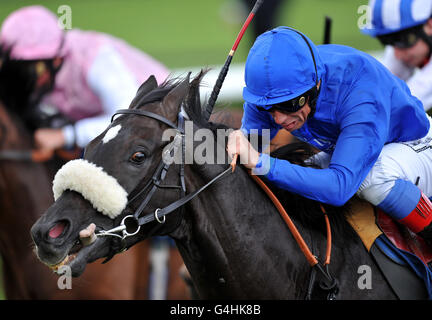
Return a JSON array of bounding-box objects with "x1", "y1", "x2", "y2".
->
[
  {"x1": 0, "y1": 98, "x2": 189, "y2": 299},
  {"x1": 30, "y1": 72, "x2": 399, "y2": 299}
]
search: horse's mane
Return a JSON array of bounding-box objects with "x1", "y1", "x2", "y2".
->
[
  {"x1": 268, "y1": 143, "x2": 357, "y2": 240},
  {"x1": 138, "y1": 71, "x2": 358, "y2": 242}
]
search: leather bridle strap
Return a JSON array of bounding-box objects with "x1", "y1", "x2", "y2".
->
[
  {"x1": 137, "y1": 166, "x2": 232, "y2": 225},
  {"x1": 111, "y1": 109, "x2": 182, "y2": 133},
  {"x1": 97, "y1": 108, "x2": 235, "y2": 263},
  {"x1": 108, "y1": 107, "x2": 232, "y2": 229},
  {"x1": 104, "y1": 107, "x2": 336, "y2": 297}
]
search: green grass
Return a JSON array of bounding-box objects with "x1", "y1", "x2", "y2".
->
[
  {"x1": 0, "y1": 0, "x2": 382, "y2": 300},
  {"x1": 0, "y1": 0, "x2": 382, "y2": 69}
]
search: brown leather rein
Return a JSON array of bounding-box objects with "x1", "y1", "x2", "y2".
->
[
  {"x1": 249, "y1": 172, "x2": 332, "y2": 267},
  {"x1": 230, "y1": 155, "x2": 332, "y2": 268},
  {"x1": 231, "y1": 154, "x2": 338, "y2": 299}
]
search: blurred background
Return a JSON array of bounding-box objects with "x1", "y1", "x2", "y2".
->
[
  {"x1": 0, "y1": 0, "x2": 381, "y2": 299},
  {"x1": 0, "y1": 0, "x2": 381, "y2": 68},
  {"x1": 0, "y1": 0, "x2": 383, "y2": 110}
]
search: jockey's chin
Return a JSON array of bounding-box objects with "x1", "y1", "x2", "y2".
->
[{"x1": 393, "y1": 40, "x2": 430, "y2": 68}]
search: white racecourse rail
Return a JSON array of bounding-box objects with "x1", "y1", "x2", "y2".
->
[{"x1": 171, "y1": 50, "x2": 385, "y2": 105}]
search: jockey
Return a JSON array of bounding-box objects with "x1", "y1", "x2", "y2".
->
[
  {"x1": 0, "y1": 5, "x2": 169, "y2": 151},
  {"x1": 360, "y1": 0, "x2": 432, "y2": 111},
  {"x1": 227, "y1": 26, "x2": 432, "y2": 242}
]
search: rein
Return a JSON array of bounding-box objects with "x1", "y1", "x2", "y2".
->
[
  {"x1": 0, "y1": 147, "x2": 81, "y2": 162},
  {"x1": 248, "y1": 172, "x2": 338, "y2": 299},
  {"x1": 0, "y1": 119, "x2": 81, "y2": 162},
  {"x1": 96, "y1": 106, "x2": 338, "y2": 299}
]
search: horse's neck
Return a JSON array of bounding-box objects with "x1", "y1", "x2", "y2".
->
[
  {"x1": 171, "y1": 163, "x2": 316, "y2": 298},
  {"x1": 0, "y1": 103, "x2": 54, "y2": 295},
  {"x1": 166, "y1": 152, "x2": 396, "y2": 298},
  {"x1": 0, "y1": 103, "x2": 32, "y2": 149}
]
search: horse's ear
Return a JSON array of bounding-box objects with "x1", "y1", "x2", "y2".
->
[
  {"x1": 161, "y1": 73, "x2": 190, "y2": 122},
  {"x1": 128, "y1": 75, "x2": 158, "y2": 109}
]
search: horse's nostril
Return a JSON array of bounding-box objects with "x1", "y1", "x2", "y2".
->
[{"x1": 48, "y1": 221, "x2": 68, "y2": 239}]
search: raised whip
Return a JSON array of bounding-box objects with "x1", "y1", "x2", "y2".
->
[{"x1": 203, "y1": 0, "x2": 264, "y2": 121}]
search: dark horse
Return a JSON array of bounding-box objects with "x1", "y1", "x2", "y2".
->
[
  {"x1": 31, "y1": 72, "x2": 398, "y2": 299},
  {"x1": 0, "y1": 98, "x2": 189, "y2": 299}
]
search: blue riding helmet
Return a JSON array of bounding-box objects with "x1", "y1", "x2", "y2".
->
[
  {"x1": 361, "y1": 0, "x2": 432, "y2": 37},
  {"x1": 243, "y1": 27, "x2": 324, "y2": 111}
]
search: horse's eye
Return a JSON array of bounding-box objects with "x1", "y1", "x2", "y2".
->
[{"x1": 130, "y1": 151, "x2": 146, "y2": 163}]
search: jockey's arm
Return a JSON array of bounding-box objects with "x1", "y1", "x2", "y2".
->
[{"x1": 241, "y1": 102, "x2": 387, "y2": 206}]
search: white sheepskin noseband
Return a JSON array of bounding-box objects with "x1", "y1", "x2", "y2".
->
[{"x1": 52, "y1": 159, "x2": 128, "y2": 219}]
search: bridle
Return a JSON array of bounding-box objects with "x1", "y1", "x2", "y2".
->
[
  {"x1": 94, "y1": 104, "x2": 338, "y2": 299},
  {"x1": 95, "y1": 107, "x2": 234, "y2": 255},
  {"x1": 86, "y1": 0, "x2": 337, "y2": 297}
]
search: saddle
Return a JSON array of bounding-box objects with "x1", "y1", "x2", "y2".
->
[{"x1": 347, "y1": 199, "x2": 432, "y2": 299}]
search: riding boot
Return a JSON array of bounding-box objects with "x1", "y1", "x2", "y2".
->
[
  {"x1": 377, "y1": 179, "x2": 432, "y2": 243},
  {"x1": 406, "y1": 193, "x2": 432, "y2": 242}
]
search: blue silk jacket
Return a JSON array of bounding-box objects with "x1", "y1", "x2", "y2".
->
[{"x1": 241, "y1": 44, "x2": 429, "y2": 206}]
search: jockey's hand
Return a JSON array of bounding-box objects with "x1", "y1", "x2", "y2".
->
[
  {"x1": 227, "y1": 129, "x2": 260, "y2": 169},
  {"x1": 34, "y1": 128, "x2": 66, "y2": 151}
]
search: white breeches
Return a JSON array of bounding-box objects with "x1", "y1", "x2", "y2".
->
[
  {"x1": 308, "y1": 116, "x2": 432, "y2": 206},
  {"x1": 357, "y1": 116, "x2": 432, "y2": 205}
]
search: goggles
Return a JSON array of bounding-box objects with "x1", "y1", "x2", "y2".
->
[
  {"x1": 257, "y1": 92, "x2": 309, "y2": 114},
  {"x1": 377, "y1": 25, "x2": 423, "y2": 48}
]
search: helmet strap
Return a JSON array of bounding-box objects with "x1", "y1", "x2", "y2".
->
[{"x1": 307, "y1": 84, "x2": 320, "y2": 119}]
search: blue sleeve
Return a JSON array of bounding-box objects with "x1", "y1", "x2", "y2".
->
[
  {"x1": 257, "y1": 102, "x2": 388, "y2": 206},
  {"x1": 241, "y1": 102, "x2": 281, "y2": 140}
]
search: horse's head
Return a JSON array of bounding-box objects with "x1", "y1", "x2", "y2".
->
[{"x1": 31, "y1": 73, "x2": 198, "y2": 276}]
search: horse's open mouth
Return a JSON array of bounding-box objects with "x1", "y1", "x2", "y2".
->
[
  {"x1": 49, "y1": 239, "x2": 84, "y2": 272},
  {"x1": 48, "y1": 223, "x2": 98, "y2": 273}
]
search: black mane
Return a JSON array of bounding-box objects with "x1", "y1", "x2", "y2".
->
[{"x1": 133, "y1": 77, "x2": 185, "y2": 109}]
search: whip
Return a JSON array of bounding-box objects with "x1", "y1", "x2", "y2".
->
[
  {"x1": 203, "y1": 0, "x2": 264, "y2": 121},
  {"x1": 323, "y1": 16, "x2": 332, "y2": 45}
]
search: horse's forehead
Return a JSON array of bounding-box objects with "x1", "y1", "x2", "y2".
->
[
  {"x1": 95, "y1": 108, "x2": 165, "y2": 153},
  {"x1": 102, "y1": 125, "x2": 122, "y2": 144}
]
